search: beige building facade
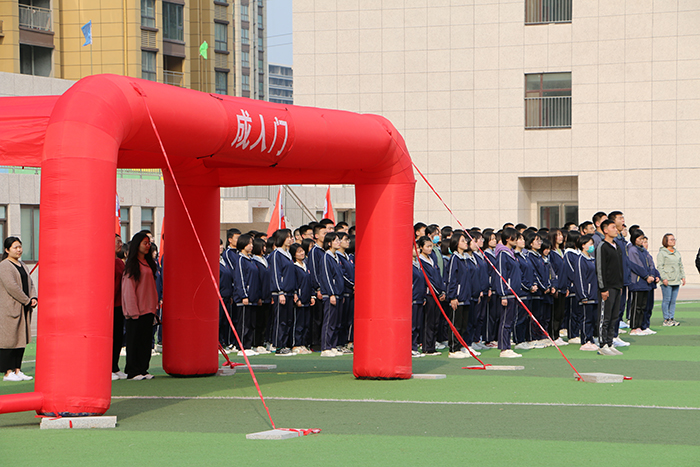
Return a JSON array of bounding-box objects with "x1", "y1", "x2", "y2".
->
[{"x1": 293, "y1": 0, "x2": 700, "y2": 282}]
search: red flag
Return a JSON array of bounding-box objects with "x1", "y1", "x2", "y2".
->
[
  {"x1": 115, "y1": 193, "x2": 121, "y2": 236},
  {"x1": 323, "y1": 186, "x2": 335, "y2": 223},
  {"x1": 159, "y1": 217, "x2": 165, "y2": 262},
  {"x1": 266, "y1": 187, "x2": 286, "y2": 237}
]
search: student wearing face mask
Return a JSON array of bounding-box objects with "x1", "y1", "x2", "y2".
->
[
  {"x1": 573, "y1": 235, "x2": 599, "y2": 351},
  {"x1": 425, "y1": 225, "x2": 444, "y2": 277}
]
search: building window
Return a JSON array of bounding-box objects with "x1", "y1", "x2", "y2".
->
[
  {"x1": 539, "y1": 204, "x2": 577, "y2": 229},
  {"x1": 19, "y1": 44, "x2": 52, "y2": 77},
  {"x1": 120, "y1": 207, "x2": 130, "y2": 240},
  {"x1": 215, "y1": 22, "x2": 228, "y2": 51},
  {"x1": 0, "y1": 205, "x2": 6, "y2": 242},
  {"x1": 258, "y1": 80, "x2": 264, "y2": 96},
  {"x1": 257, "y1": 36, "x2": 263, "y2": 50},
  {"x1": 242, "y1": 74, "x2": 250, "y2": 91},
  {"x1": 142, "y1": 51, "x2": 157, "y2": 81},
  {"x1": 241, "y1": 28, "x2": 249, "y2": 45},
  {"x1": 215, "y1": 71, "x2": 228, "y2": 95},
  {"x1": 20, "y1": 205, "x2": 40, "y2": 261},
  {"x1": 163, "y1": 2, "x2": 184, "y2": 41},
  {"x1": 241, "y1": 51, "x2": 250, "y2": 67},
  {"x1": 141, "y1": 207, "x2": 154, "y2": 233},
  {"x1": 525, "y1": 72, "x2": 571, "y2": 129},
  {"x1": 241, "y1": 4, "x2": 249, "y2": 22},
  {"x1": 141, "y1": 0, "x2": 156, "y2": 28},
  {"x1": 525, "y1": 0, "x2": 572, "y2": 24},
  {"x1": 257, "y1": 13, "x2": 263, "y2": 27}
]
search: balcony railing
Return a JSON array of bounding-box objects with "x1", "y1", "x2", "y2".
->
[
  {"x1": 525, "y1": 0, "x2": 572, "y2": 24},
  {"x1": 19, "y1": 4, "x2": 52, "y2": 32},
  {"x1": 525, "y1": 96, "x2": 571, "y2": 129},
  {"x1": 163, "y1": 70, "x2": 184, "y2": 87}
]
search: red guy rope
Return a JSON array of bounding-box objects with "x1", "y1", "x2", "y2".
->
[
  {"x1": 140, "y1": 93, "x2": 278, "y2": 429},
  {"x1": 412, "y1": 162, "x2": 583, "y2": 380}
]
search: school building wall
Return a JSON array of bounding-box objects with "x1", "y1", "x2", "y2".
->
[{"x1": 293, "y1": 0, "x2": 700, "y2": 283}]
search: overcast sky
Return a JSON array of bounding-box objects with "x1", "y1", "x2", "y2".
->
[{"x1": 266, "y1": 0, "x2": 293, "y2": 66}]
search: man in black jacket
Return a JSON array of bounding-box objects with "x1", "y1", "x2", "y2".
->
[{"x1": 595, "y1": 220, "x2": 624, "y2": 356}]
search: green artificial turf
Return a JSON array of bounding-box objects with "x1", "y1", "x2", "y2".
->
[{"x1": 1, "y1": 303, "x2": 699, "y2": 466}]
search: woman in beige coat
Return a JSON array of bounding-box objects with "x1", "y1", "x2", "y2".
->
[{"x1": 0, "y1": 237, "x2": 38, "y2": 382}]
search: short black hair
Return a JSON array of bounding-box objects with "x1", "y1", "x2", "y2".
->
[
  {"x1": 236, "y1": 233, "x2": 253, "y2": 251},
  {"x1": 319, "y1": 218, "x2": 335, "y2": 228},
  {"x1": 335, "y1": 221, "x2": 348, "y2": 230},
  {"x1": 515, "y1": 223, "x2": 528, "y2": 232},
  {"x1": 226, "y1": 228, "x2": 241, "y2": 240},
  {"x1": 313, "y1": 224, "x2": 327, "y2": 239},
  {"x1": 323, "y1": 232, "x2": 338, "y2": 250},
  {"x1": 563, "y1": 222, "x2": 577, "y2": 231},
  {"x1": 579, "y1": 221, "x2": 593, "y2": 231},
  {"x1": 414, "y1": 222, "x2": 427, "y2": 236},
  {"x1": 592, "y1": 211, "x2": 607, "y2": 225},
  {"x1": 501, "y1": 227, "x2": 518, "y2": 244},
  {"x1": 600, "y1": 219, "x2": 615, "y2": 232},
  {"x1": 564, "y1": 230, "x2": 579, "y2": 249},
  {"x1": 576, "y1": 234, "x2": 594, "y2": 251},
  {"x1": 273, "y1": 229, "x2": 292, "y2": 248},
  {"x1": 299, "y1": 224, "x2": 312, "y2": 236},
  {"x1": 252, "y1": 238, "x2": 266, "y2": 256},
  {"x1": 608, "y1": 211, "x2": 624, "y2": 222}
]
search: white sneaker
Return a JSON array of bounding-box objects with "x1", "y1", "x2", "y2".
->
[
  {"x1": 3, "y1": 372, "x2": 22, "y2": 382},
  {"x1": 619, "y1": 329, "x2": 627, "y2": 334},
  {"x1": 560, "y1": 329, "x2": 568, "y2": 337},
  {"x1": 597, "y1": 345, "x2": 614, "y2": 356},
  {"x1": 514, "y1": 342, "x2": 534, "y2": 350},
  {"x1": 642, "y1": 328, "x2": 656, "y2": 335},
  {"x1": 238, "y1": 349, "x2": 259, "y2": 357},
  {"x1": 471, "y1": 342, "x2": 488, "y2": 351},
  {"x1": 255, "y1": 346, "x2": 271, "y2": 354},
  {"x1": 16, "y1": 371, "x2": 33, "y2": 381},
  {"x1": 131, "y1": 374, "x2": 147, "y2": 381},
  {"x1": 608, "y1": 346, "x2": 623, "y2": 356},
  {"x1": 115, "y1": 371, "x2": 127, "y2": 380},
  {"x1": 144, "y1": 373, "x2": 155, "y2": 379},
  {"x1": 580, "y1": 342, "x2": 599, "y2": 351},
  {"x1": 436, "y1": 341, "x2": 447, "y2": 350},
  {"x1": 619, "y1": 321, "x2": 630, "y2": 329},
  {"x1": 320, "y1": 350, "x2": 336, "y2": 357},
  {"x1": 112, "y1": 372, "x2": 120, "y2": 381},
  {"x1": 613, "y1": 337, "x2": 630, "y2": 347},
  {"x1": 530, "y1": 340, "x2": 547, "y2": 349},
  {"x1": 462, "y1": 347, "x2": 481, "y2": 356},
  {"x1": 568, "y1": 337, "x2": 581, "y2": 344},
  {"x1": 411, "y1": 350, "x2": 424, "y2": 358},
  {"x1": 500, "y1": 349, "x2": 522, "y2": 358},
  {"x1": 448, "y1": 351, "x2": 468, "y2": 359},
  {"x1": 553, "y1": 338, "x2": 569, "y2": 346}
]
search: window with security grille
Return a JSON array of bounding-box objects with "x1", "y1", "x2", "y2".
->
[
  {"x1": 525, "y1": 0, "x2": 572, "y2": 24},
  {"x1": 525, "y1": 72, "x2": 571, "y2": 129}
]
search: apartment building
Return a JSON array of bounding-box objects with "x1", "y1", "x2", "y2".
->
[
  {"x1": 0, "y1": 0, "x2": 267, "y2": 97},
  {"x1": 268, "y1": 62, "x2": 292, "y2": 104}
]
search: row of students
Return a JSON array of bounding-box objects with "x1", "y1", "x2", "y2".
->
[
  {"x1": 411, "y1": 212, "x2": 664, "y2": 359},
  {"x1": 218, "y1": 222, "x2": 356, "y2": 358}
]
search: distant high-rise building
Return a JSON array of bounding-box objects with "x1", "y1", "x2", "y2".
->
[
  {"x1": 268, "y1": 63, "x2": 292, "y2": 105},
  {"x1": 0, "y1": 0, "x2": 268, "y2": 99}
]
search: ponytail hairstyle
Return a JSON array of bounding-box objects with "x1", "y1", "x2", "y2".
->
[{"x1": 124, "y1": 231, "x2": 157, "y2": 281}]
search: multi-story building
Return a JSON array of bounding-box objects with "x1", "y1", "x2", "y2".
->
[
  {"x1": 268, "y1": 62, "x2": 292, "y2": 104},
  {"x1": 294, "y1": 0, "x2": 700, "y2": 282},
  {"x1": 0, "y1": 0, "x2": 267, "y2": 97}
]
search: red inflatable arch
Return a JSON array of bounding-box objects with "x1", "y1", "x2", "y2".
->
[{"x1": 0, "y1": 75, "x2": 415, "y2": 416}]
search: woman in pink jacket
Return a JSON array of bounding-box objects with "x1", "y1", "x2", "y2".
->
[{"x1": 122, "y1": 231, "x2": 159, "y2": 380}]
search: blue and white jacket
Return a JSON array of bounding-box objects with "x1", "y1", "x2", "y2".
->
[
  {"x1": 320, "y1": 250, "x2": 345, "y2": 298},
  {"x1": 495, "y1": 243, "x2": 520, "y2": 299},
  {"x1": 446, "y1": 252, "x2": 471, "y2": 305},
  {"x1": 233, "y1": 253, "x2": 260, "y2": 305},
  {"x1": 572, "y1": 253, "x2": 598, "y2": 304},
  {"x1": 293, "y1": 261, "x2": 315, "y2": 307},
  {"x1": 269, "y1": 248, "x2": 296, "y2": 296},
  {"x1": 412, "y1": 259, "x2": 427, "y2": 305}
]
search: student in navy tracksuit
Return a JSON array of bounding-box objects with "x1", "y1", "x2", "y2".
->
[
  {"x1": 609, "y1": 211, "x2": 631, "y2": 343},
  {"x1": 627, "y1": 230, "x2": 656, "y2": 335},
  {"x1": 417, "y1": 236, "x2": 445, "y2": 355},
  {"x1": 445, "y1": 232, "x2": 472, "y2": 358},
  {"x1": 290, "y1": 243, "x2": 315, "y2": 353},
  {"x1": 336, "y1": 232, "x2": 355, "y2": 351},
  {"x1": 527, "y1": 233, "x2": 551, "y2": 344},
  {"x1": 269, "y1": 229, "x2": 296, "y2": 356},
  {"x1": 307, "y1": 224, "x2": 328, "y2": 350},
  {"x1": 513, "y1": 234, "x2": 535, "y2": 348},
  {"x1": 482, "y1": 231, "x2": 500, "y2": 346},
  {"x1": 547, "y1": 229, "x2": 566, "y2": 341},
  {"x1": 560, "y1": 232, "x2": 582, "y2": 343},
  {"x1": 463, "y1": 238, "x2": 484, "y2": 351},
  {"x1": 573, "y1": 234, "x2": 599, "y2": 350},
  {"x1": 252, "y1": 238, "x2": 272, "y2": 351},
  {"x1": 233, "y1": 234, "x2": 259, "y2": 355},
  {"x1": 466, "y1": 231, "x2": 490, "y2": 350},
  {"x1": 219, "y1": 239, "x2": 234, "y2": 349},
  {"x1": 412, "y1": 245, "x2": 427, "y2": 357},
  {"x1": 537, "y1": 239, "x2": 558, "y2": 343},
  {"x1": 319, "y1": 233, "x2": 345, "y2": 357},
  {"x1": 495, "y1": 228, "x2": 522, "y2": 358},
  {"x1": 642, "y1": 237, "x2": 660, "y2": 331}
]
